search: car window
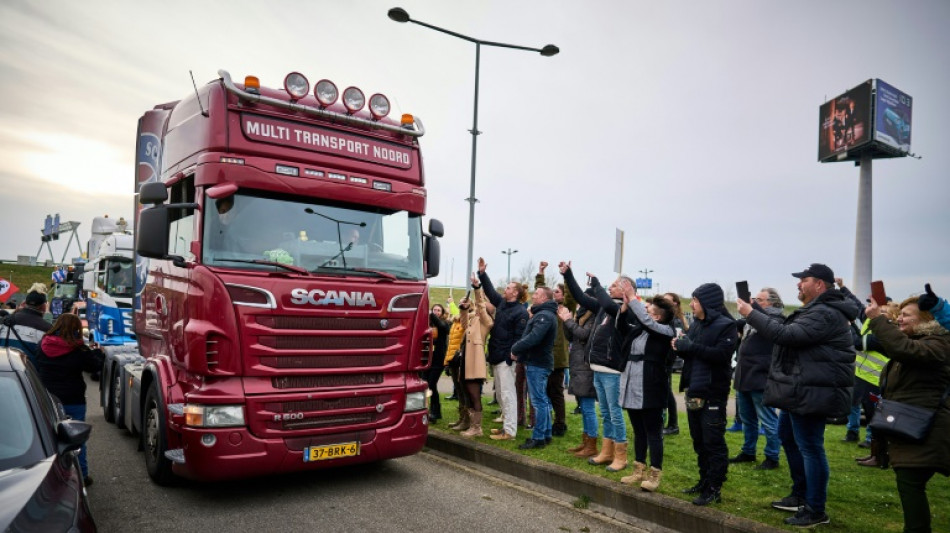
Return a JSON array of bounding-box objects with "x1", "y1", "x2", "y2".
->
[{"x1": 0, "y1": 374, "x2": 44, "y2": 469}]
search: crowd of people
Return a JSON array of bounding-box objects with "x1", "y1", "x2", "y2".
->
[
  {"x1": 427, "y1": 260, "x2": 950, "y2": 532},
  {"x1": 1, "y1": 283, "x2": 104, "y2": 486}
]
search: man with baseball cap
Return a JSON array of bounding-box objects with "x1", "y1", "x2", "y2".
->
[
  {"x1": 1, "y1": 288, "x2": 53, "y2": 367},
  {"x1": 736, "y1": 263, "x2": 858, "y2": 528}
]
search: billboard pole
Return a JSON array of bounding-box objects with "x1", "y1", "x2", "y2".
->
[{"x1": 852, "y1": 154, "x2": 873, "y2": 301}]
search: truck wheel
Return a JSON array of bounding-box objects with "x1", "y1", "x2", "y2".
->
[
  {"x1": 143, "y1": 383, "x2": 176, "y2": 485},
  {"x1": 102, "y1": 365, "x2": 116, "y2": 424},
  {"x1": 112, "y1": 367, "x2": 127, "y2": 429}
]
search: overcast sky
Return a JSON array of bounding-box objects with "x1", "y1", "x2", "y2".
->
[{"x1": 1, "y1": 0, "x2": 948, "y2": 303}]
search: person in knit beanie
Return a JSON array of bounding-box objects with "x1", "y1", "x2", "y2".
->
[{"x1": 672, "y1": 282, "x2": 738, "y2": 506}]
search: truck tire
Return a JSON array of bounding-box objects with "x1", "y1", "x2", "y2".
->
[
  {"x1": 102, "y1": 363, "x2": 116, "y2": 424},
  {"x1": 112, "y1": 365, "x2": 127, "y2": 429},
  {"x1": 143, "y1": 382, "x2": 176, "y2": 485}
]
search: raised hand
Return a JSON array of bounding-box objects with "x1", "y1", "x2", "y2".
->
[
  {"x1": 736, "y1": 298, "x2": 752, "y2": 317},
  {"x1": 477, "y1": 257, "x2": 487, "y2": 273},
  {"x1": 556, "y1": 305, "x2": 572, "y2": 321},
  {"x1": 558, "y1": 261, "x2": 571, "y2": 274},
  {"x1": 918, "y1": 283, "x2": 939, "y2": 312},
  {"x1": 539, "y1": 261, "x2": 548, "y2": 274},
  {"x1": 470, "y1": 272, "x2": 479, "y2": 286}
]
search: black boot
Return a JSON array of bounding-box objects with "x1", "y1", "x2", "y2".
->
[
  {"x1": 692, "y1": 486, "x2": 722, "y2": 506},
  {"x1": 682, "y1": 480, "x2": 707, "y2": 494},
  {"x1": 552, "y1": 422, "x2": 567, "y2": 437}
]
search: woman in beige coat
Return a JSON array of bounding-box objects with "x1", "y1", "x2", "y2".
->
[{"x1": 458, "y1": 273, "x2": 494, "y2": 437}]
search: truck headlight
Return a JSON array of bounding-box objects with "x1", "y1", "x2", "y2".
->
[
  {"x1": 405, "y1": 391, "x2": 427, "y2": 412},
  {"x1": 184, "y1": 405, "x2": 245, "y2": 427}
]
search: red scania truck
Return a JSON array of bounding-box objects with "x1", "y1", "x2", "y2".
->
[{"x1": 100, "y1": 69, "x2": 442, "y2": 484}]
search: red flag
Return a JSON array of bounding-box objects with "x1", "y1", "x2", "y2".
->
[{"x1": 0, "y1": 277, "x2": 19, "y2": 303}]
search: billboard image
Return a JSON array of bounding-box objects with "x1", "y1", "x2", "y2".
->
[
  {"x1": 818, "y1": 80, "x2": 872, "y2": 162},
  {"x1": 874, "y1": 79, "x2": 912, "y2": 153}
]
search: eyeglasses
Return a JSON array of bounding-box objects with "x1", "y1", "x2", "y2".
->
[{"x1": 753, "y1": 297, "x2": 767, "y2": 303}]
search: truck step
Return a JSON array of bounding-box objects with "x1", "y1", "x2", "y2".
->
[{"x1": 164, "y1": 449, "x2": 186, "y2": 464}]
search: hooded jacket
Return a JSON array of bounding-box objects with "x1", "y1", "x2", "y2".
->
[
  {"x1": 0, "y1": 308, "x2": 52, "y2": 364},
  {"x1": 36, "y1": 335, "x2": 104, "y2": 405},
  {"x1": 563, "y1": 269, "x2": 626, "y2": 373},
  {"x1": 477, "y1": 271, "x2": 528, "y2": 366},
  {"x1": 735, "y1": 305, "x2": 785, "y2": 392},
  {"x1": 869, "y1": 316, "x2": 950, "y2": 475},
  {"x1": 676, "y1": 284, "x2": 737, "y2": 402},
  {"x1": 563, "y1": 305, "x2": 596, "y2": 398},
  {"x1": 746, "y1": 287, "x2": 859, "y2": 418},
  {"x1": 511, "y1": 300, "x2": 559, "y2": 370}
]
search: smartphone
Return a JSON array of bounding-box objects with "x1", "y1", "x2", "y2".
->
[
  {"x1": 736, "y1": 281, "x2": 751, "y2": 303},
  {"x1": 464, "y1": 289, "x2": 472, "y2": 301},
  {"x1": 870, "y1": 280, "x2": 887, "y2": 306},
  {"x1": 586, "y1": 275, "x2": 592, "y2": 287}
]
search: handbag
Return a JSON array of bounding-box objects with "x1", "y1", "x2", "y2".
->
[{"x1": 868, "y1": 375, "x2": 950, "y2": 444}]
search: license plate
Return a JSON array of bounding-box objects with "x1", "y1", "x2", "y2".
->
[{"x1": 304, "y1": 442, "x2": 360, "y2": 462}]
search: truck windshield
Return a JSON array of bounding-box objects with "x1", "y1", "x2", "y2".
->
[
  {"x1": 202, "y1": 192, "x2": 424, "y2": 280},
  {"x1": 52, "y1": 283, "x2": 79, "y2": 299},
  {"x1": 105, "y1": 258, "x2": 135, "y2": 298}
]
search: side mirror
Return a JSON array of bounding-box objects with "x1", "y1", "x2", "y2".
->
[
  {"x1": 428, "y1": 218, "x2": 444, "y2": 238},
  {"x1": 424, "y1": 235, "x2": 440, "y2": 279},
  {"x1": 136, "y1": 206, "x2": 171, "y2": 259},
  {"x1": 56, "y1": 420, "x2": 92, "y2": 455},
  {"x1": 139, "y1": 182, "x2": 168, "y2": 205}
]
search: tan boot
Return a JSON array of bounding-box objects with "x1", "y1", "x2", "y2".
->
[
  {"x1": 573, "y1": 435, "x2": 599, "y2": 458},
  {"x1": 620, "y1": 461, "x2": 647, "y2": 485},
  {"x1": 606, "y1": 441, "x2": 629, "y2": 472},
  {"x1": 450, "y1": 408, "x2": 470, "y2": 431},
  {"x1": 588, "y1": 438, "x2": 614, "y2": 465},
  {"x1": 640, "y1": 467, "x2": 663, "y2": 492},
  {"x1": 566, "y1": 436, "x2": 586, "y2": 453},
  {"x1": 461, "y1": 412, "x2": 483, "y2": 438}
]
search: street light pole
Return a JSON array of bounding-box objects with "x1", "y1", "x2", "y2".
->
[
  {"x1": 387, "y1": 8, "x2": 558, "y2": 276},
  {"x1": 639, "y1": 267, "x2": 654, "y2": 295},
  {"x1": 501, "y1": 248, "x2": 518, "y2": 284}
]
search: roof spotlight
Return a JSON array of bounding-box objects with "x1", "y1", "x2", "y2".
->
[
  {"x1": 283, "y1": 72, "x2": 310, "y2": 100},
  {"x1": 369, "y1": 93, "x2": 390, "y2": 120},
  {"x1": 342, "y1": 87, "x2": 365, "y2": 114},
  {"x1": 314, "y1": 79, "x2": 338, "y2": 107}
]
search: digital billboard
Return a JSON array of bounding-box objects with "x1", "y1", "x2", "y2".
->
[
  {"x1": 817, "y1": 80, "x2": 873, "y2": 162},
  {"x1": 873, "y1": 79, "x2": 912, "y2": 154}
]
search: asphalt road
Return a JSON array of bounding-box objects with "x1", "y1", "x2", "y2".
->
[{"x1": 82, "y1": 376, "x2": 640, "y2": 533}]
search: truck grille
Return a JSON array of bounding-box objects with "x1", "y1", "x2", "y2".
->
[
  {"x1": 258, "y1": 336, "x2": 397, "y2": 350},
  {"x1": 261, "y1": 354, "x2": 395, "y2": 369},
  {"x1": 283, "y1": 413, "x2": 378, "y2": 430},
  {"x1": 258, "y1": 316, "x2": 401, "y2": 330},
  {"x1": 271, "y1": 395, "x2": 390, "y2": 412},
  {"x1": 272, "y1": 374, "x2": 383, "y2": 389}
]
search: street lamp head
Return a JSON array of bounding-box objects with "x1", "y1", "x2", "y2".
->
[
  {"x1": 540, "y1": 44, "x2": 560, "y2": 57},
  {"x1": 388, "y1": 7, "x2": 410, "y2": 23}
]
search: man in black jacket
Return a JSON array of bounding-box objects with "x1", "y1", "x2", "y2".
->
[
  {"x1": 673, "y1": 283, "x2": 737, "y2": 506},
  {"x1": 737, "y1": 263, "x2": 858, "y2": 529},
  {"x1": 477, "y1": 257, "x2": 528, "y2": 440},
  {"x1": 0, "y1": 290, "x2": 52, "y2": 367},
  {"x1": 511, "y1": 286, "x2": 558, "y2": 450}
]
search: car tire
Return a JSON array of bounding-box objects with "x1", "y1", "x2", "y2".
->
[{"x1": 143, "y1": 382, "x2": 176, "y2": 485}]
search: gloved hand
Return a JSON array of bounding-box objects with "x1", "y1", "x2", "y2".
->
[
  {"x1": 918, "y1": 283, "x2": 939, "y2": 312},
  {"x1": 674, "y1": 336, "x2": 693, "y2": 352}
]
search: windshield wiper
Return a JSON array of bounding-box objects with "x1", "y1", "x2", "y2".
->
[
  {"x1": 315, "y1": 266, "x2": 398, "y2": 281},
  {"x1": 215, "y1": 258, "x2": 312, "y2": 276}
]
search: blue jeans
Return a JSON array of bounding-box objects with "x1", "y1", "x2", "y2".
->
[
  {"x1": 737, "y1": 390, "x2": 780, "y2": 461},
  {"x1": 578, "y1": 396, "x2": 598, "y2": 438},
  {"x1": 593, "y1": 371, "x2": 626, "y2": 443},
  {"x1": 525, "y1": 365, "x2": 552, "y2": 441},
  {"x1": 62, "y1": 404, "x2": 88, "y2": 477},
  {"x1": 779, "y1": 411, "x2": 829, "y2": 513}
]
